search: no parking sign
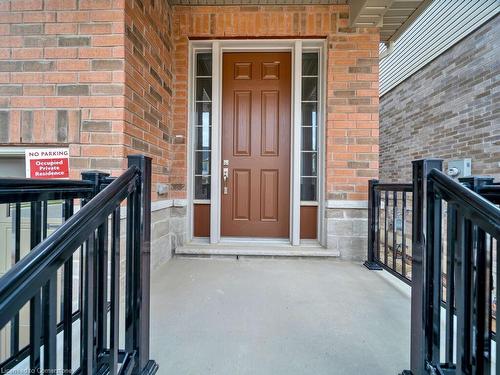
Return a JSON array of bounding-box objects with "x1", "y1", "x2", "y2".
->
[{"x1": 25, "y1": 148, "x2": 70, "y2": 179}]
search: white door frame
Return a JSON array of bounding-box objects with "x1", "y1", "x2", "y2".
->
[{"x1": 187, "y1": 39, "x2": 326, "y2": 246}]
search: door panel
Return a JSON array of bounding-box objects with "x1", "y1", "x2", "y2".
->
[
  {"x1": 222, "y1": 52, "x2": 291, "y2": 237},
  {"x1": 234, "y1": 62, "x2": 252, "y2": 79},
  {"x1": 233, "y1": 91, "x2": 252, "y2": 156},
  {"x1": 260, "y1": 170, "x2": 279, "y2": 222},
  {"x1": 262, "y1": 62, "x2": 280, "y2": 79},
  {"x1": 261, "y1": 91, "x2": 279, "y2": 156},
  {"x1": 233, "y1": 169, "x2": 251, "y2": 220}
]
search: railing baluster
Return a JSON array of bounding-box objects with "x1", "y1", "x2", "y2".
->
[
  {"x1": 497, "y1": 235, "x2": 499, "y2": 375},
  {"x1": 473, "y1": 227, "x2": 490, "y2": 374},
  {"x1": 455, "y1": 213, "x2": 473, "y2": 373},
  {"x1": 384, "y1": 190, "x2": 389, "y2": 265},
  {"x1": 42, "y1": 200, "x2": 48, "y2": 240},
  {"x1": 132, "y1": 173, "x2": 143, "y2": 368},
  {"x1": 81, "y1": 233, "x2": 96, "y2": 375},
  {"x1": 96, "y1": 219, "x2": 109, "y2": 355},
  {"x1": 63, "y1": 199, "x2": 74, "y2": 371},
  {"x1": 125, "y1": 189, "x2": 136, "y2": 356},
  {"x1": 10, "y1": 203, "x2": 21, "y2": 356},
  {"x1": 79, "y1": 199, "x2": 88, "y2": 326},
  {"x1": 401, "y1": 192, "x2": 407, "y2": 279},
  {"x1": 79, "y1": 244, "x2": 84, "y2": 316},
  {"x1": 110, "y1": 206, "x2": 120, "y2": 373},
  {"x1": 445, "y1": 204, "x2": 456, "y2": 365},
  {"x1": 392, "y1": 191, "x2": 397, "y2": 271},
  {"x1": 42, "y1": 276, "x2": 57, "y2": 370},
  {"x1": 488, "y1": 235, "x2": 494, "y2": 365},
  {"x1": 30, "y1": 201, "x2": 42, "y2": 370},
  {"x1": 31, "y1": 201, "x2": 42, "y2": 246},
  {"x1": 375, "y1": 188, "x2": 381, "y2": 264},
  {"x1": 29, "y1": 292, "x2": 42, "y2": 370},
  {"x1": 375, "y1": 191, "x2": 382, "y2": 262},
  {"x1": 455, "y1": 211, "x2": 465, "y2": 373},
  {"x1": 428, "y1": 181, "x2": 442, "y2": 366}
]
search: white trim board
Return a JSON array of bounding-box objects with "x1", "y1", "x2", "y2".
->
[
  {"x1": 326, "y1": 200, "x2": 368, "y2": 209},
  {"x1": 151, "y1": 199, "x2": 187, "y2": 212},
  {"x1": 0, "y1": 147, "x2": 27, "y2": 156}
]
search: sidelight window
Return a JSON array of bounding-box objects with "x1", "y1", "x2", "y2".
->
[
  {"x1": 194, "y1": 52, "x2": 212, "y2": 200},
  {"x1": 300, "y1": 52, "x2": 319, "y2": 202}
]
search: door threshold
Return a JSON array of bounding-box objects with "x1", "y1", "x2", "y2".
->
[{"x1": 176, "y1": 240, "x2": 340, "y2": 258}]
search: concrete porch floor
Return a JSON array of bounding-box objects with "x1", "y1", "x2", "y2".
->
[{"x1": 150, "y1": 258, "x2": 410, "y2": 375}]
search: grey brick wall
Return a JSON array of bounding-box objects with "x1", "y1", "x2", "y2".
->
[{"x1": 380, "y1": 16, "x2": 500, "y2": 183}]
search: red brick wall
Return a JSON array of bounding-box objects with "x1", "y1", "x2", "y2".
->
[
  {"x1": 173, "y1": 5, "x2": 379, "y2": 201},
  {"x1": 0, "y1": 3, "x2": 379, "y2": 203},
  {"x1": 124, "y1": 0, "x2": 174, "y2": 200},
  {"x1": 0, "y1": 0, "x2": 126, "y2": 179}
]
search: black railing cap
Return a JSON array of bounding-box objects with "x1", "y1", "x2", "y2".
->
[
  {"x1": 374, "y1": 183, "x2": 413, "y2": 192},
  {"x1": 459, "y1": 176, "x2": 495, "y2": 183},
  {"x1": 411, "y1": 158, "x2": 444, "y2": 163},
  {"x1": 81, "y1": 170, "x2": 110, "y2": 176},
  {"x1": 128, "y1": 154, "x2": 152, "y2": 160}
]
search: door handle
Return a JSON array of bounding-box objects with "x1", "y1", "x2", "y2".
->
[{"x1": 223, "y1": 168, "x2": 229, "y2": 194}]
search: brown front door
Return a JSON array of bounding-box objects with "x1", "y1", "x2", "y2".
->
[{"x1": 221, "y1": 52, "x2": 291, "y2": 237}]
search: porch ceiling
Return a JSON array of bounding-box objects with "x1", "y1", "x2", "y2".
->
[{"x1": 349, "y1": 0, "x2": 432, "y2": 42}]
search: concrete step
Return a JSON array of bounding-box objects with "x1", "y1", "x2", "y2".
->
[{"x1": 175, "y1": 242, "x2": 340, "y2": 258}]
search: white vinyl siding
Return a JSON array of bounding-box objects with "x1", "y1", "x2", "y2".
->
[{"x1": 380, "y1": 0, "x2": 499, "y2": 96}]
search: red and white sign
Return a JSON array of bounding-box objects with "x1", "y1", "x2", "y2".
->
[{"x1": 25, "y1": 148, "x2": 70, "y2": 179}]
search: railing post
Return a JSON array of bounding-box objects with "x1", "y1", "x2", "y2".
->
[
  {"x1": 406, "y1": 158, "x2": 443, "y2": 375},
  {"x1": 364, "y1": 179, "x2": 382, "y2": 270},
  {"x1": 127, "y1": 155, "x2": 158, "y2": 374}
]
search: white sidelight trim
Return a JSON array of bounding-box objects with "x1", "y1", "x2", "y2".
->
[
  {"x1": 317, "y1": 39, "x2": 328, "y2": 247},
  {"x1": 186, "y1": 42, "x2": 194, "y2": 242},
  {"x1": 291, "y1": 40, "x2": 302, "y2": 246},
  {"x1": 188, "y1": 39, "x2": 325, "y2": 246},
  {"x1": 211, "y1": 41, "x2": 222, "y2": 243}
]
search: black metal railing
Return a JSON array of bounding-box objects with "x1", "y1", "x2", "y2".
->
[
  {"x1": 0, "y1": 175, "x2": 95, "y2": 370},
  {"x1": 365, "y1": 159, "x2": 500, "y2": 374},
  {"x1": 406, "y1": 160, "x2": 500, "y2": 375},
  {"x1": 364, "y1": 180, "x2": 413, "y2": 283},
  {"x1": 0, "y1": 155, "x2": 158, "y2": 375}
]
